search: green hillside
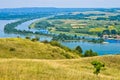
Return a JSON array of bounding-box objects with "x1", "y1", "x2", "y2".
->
[{"x1": 0, "y1": 38, "x2": 79, "y2": 59}]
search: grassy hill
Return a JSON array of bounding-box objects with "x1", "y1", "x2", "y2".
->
[
  {"x1": 0, "y1": 38, "x2": 79, "y2": 59},
  {"x1": 0, "y1": 38, "x2": 119, "y2": 80},
  {"x1": 0, "y1": 55, "x2": 119, "y2": 80}
]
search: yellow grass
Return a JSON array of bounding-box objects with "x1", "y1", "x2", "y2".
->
[
  {"x1": 0, "y1": 38, "x2": 119, "y2": 80},
  {"x1": 0, "y1": 38, "x2": 79, "y2": 59},
  {"x1": 0, "y1": 55, "x2": 119, "y2": 80}
]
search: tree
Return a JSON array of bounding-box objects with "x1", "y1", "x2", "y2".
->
[
  {"x1": 102, "y1": 29, "x2": 110, "y2": 35},
  {"x1": 84, "y1": 50, "x2": 90, "y2": 57},
  {"x1": 97, "y1": 33, "x2": 102, "y2": 38},
  {"x1": 84, "y1": 49, "x2": 98, "y2": 57},
  {"x1": 111, "y1": 29, "x2": 117, "y2": 34},
  {"x1": 91, "y1": 61, "x2": 105, "y2": 75},
  {"x1": 75, "y1": 46, "x2": 83, "y2": 54}
]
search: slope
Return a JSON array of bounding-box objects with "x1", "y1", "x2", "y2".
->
[{"x1": 0, "y1": 38, "x2": 79, "y2": 59}]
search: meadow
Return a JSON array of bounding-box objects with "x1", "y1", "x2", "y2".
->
[
  {"x1": 0, "y1": 55, "x2": 119, "y2": 80},
  {"x1": 0, "y1": 38, "x2": 119, "y2": 80}
]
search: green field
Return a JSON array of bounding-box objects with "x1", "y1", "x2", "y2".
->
[{"x1": 29, "y1": 16, "x2": 120, "y2": 37}]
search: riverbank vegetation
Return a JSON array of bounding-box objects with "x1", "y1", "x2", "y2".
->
[
  {"x1": 4, "y1": 19, "x2": 33, "y2": 34},
  {"x1": 3, "y1": 8, "x2": 120, "y2": 44},
  {"x1": 52, "y1": 33, "x2": 104, "y2": 43},
  {"x1": 29, "y1": 10, "x2": 120, "y2": 42},
  {"x1": 4, "y1": 19, "x2": 53, "y2": 36}
]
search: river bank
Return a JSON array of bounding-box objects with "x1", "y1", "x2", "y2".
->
[{"x1": 0, "y1": 19, "x2": 120, "y2": 55}]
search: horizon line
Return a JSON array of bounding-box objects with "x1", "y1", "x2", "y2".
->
[{"x1": 0, "y1": 7, "x2": 120, "y2": 9}]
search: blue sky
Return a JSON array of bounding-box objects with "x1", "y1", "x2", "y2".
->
[{"x1": 0, "y1": 0, "x2": 120, "y2": 8}]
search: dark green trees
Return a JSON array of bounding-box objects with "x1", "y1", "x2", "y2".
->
[
  {"x1": 75, "y1": 46, "x2": 83, "y2": 55},
  {"x1": 84, "y1": 49, "x2": 98, "y2": 57},
  {"x1": 74, "y1": 46, "x2": 98, "y2": 57}
]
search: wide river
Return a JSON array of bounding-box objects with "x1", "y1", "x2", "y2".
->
[{"x1": 0, "y1": 19, "x2": 120, "y2": 55}]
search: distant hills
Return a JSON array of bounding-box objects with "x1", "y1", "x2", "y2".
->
[
  {"x1": 0, "y1": 7, "x2": 120, "y2": 20},
  {"x1": 0, "y1": 7, "x2": 120, "y2": 12}
]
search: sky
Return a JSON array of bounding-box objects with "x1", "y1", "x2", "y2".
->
[{"x1": 0, "y1": 0, "x2": 120, "y2": 8}]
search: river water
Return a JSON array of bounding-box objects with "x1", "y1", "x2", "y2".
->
[
  {"x1": 0, "y1": 20, "x2": 21, "y2": 38},
  {"x1": 0, "y1": 19, "x2": 120, "y2": 55},
  {"x1": 61, "y1": 41, "x2": 120, "y2": 55}
]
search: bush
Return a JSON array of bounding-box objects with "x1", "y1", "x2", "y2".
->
[
  {"x1": 25, "y1": 36, "x2": 31, "y2": 40},
  {"x1": 83, "y1": 49, "x2": 98, "y2": 57},
  {"x1": 91, "y1": 60, "x2": 105, "y2": 75},
  {"x1": 49, "y1": 41, "x2": 62, "y2": 47},
  {"x1": 9, "y1": 48, "x2": 16, "y2": 51},
  {"x1": 42, "y1": 40, "x2": 49, "y2": 43},
  {"x1": 75, "y1": 46, "x2": 83, "y2": 55},
  {"x1": 49, "y1": 41, "x2": 71, "y2": 52},
  {"x1": 31, "y1": 37, "x2": 39, "y2": 42},
  {"x1": 63, "y1": 53, "x2": 72, "y2": 59}
]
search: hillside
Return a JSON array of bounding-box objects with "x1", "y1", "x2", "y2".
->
[
  {"x1": 0, "y1": 55, "x2": 119, "y2": 80},
  {"x1": 0, "y1": 38, "x2": 79, "y2": 59},
  {"x1": 0, "y1": 38, "x2": 119, "y2": 80}
]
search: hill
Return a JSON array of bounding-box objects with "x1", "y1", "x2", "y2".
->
[
  {"x1": 0, "y1": 38, "x2": 119, "y2": 80},
  {"x1": 0, "y1": 38, "x2": 79, "y2": 59},
  {"x1": 0, "y1": 55, "x2": 119, "y2": 80}
]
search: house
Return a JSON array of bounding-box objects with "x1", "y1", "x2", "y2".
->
[
  {"x1": 116, "y1": 35, "x2": 120, "y2": 40},
  {"x1": 102, "y1": 35, "x2": 109, "y2": 39}
]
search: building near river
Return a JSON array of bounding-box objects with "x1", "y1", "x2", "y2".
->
[
  {"x1": 102, "y1": 34, "x2": 120, "y2": 40},
  {"x1": 116, "y1": 35, "x2": 120, "y2": 40}
]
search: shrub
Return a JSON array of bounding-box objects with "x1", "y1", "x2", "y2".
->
[
  {"x1": 31, "y1": 37, "x2": 39, "y2": 42},
  {"x1": 9, "y1": 48, "x2": 16, "y2": 51},
  {"x1": 25, "y1": 36, "x2": 31, "y2": 40},
  {"x1": 63, "y1": 53, "x2": 72, "y2": 59},
  {"x1": 42, "y1": 40, "x2": 49, "y2": 43},
  {"x1": 83, "y1": 49, "x2": 98, "y2": 57},
  {"x1": 49, "y1": 41, "x2": 71, "y2": 52},
  {"x1": 49, "y1": 41, "x2": 62, "y2": 47},
  {"x1": 91, "y1": 60, "x2": 105, "y2": 75},
  {"x1": 75, "y1": 46, "x2": 83, "y2": 55}
]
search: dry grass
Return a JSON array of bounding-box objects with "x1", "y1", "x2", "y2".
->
[
  {"x1": 0, "y1": 38, "x2": 119, "y2": 80},
  {"x1": 0, "y1": 38, "x2": 79, "y2": 59},
  {"x1": 0, "y1": 55, "x2": 119, "y2": 80}
]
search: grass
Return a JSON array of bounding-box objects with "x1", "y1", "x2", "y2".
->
[
  {"x1": 0, "y1": 38, "x2": 119, "y2": 80},
  {"x1": 50, "y1": 30, "x2": 95, "y2": 36},
  {"x1": 0, "y1": 55, "x2": 119, "y2": 80},
  {"x1": 0, "y1": 38, "x2": 79, "y2": 59}
]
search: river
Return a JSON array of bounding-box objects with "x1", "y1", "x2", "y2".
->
[
  {"x1": 0, "y1": 20, "x2": 21, "y2": 38},
  {"x1": 0, "y1": 19, "x2": 120, "y2": 55},
  {"x1": 61, "y1": 41, "x2": 120, "y2": 55}
]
